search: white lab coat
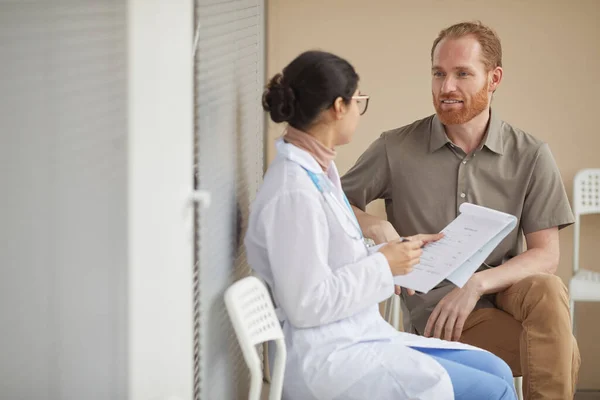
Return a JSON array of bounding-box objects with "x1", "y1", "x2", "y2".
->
[{"x1": 245, "y1": 140, "x2": 481, "y2": 400}]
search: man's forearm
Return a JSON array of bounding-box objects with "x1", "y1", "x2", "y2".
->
[
  {"x1": 351, "y1": 205, "x2": 400, "y2": 244},
  {"x1": 352, "y1": 205, "x2": 383, "y2": 230},
  {"x1": 469, "y1": 248, "x2": 559, "y2": 295}
]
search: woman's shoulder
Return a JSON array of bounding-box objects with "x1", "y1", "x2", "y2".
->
[
  {"x1": 265, "y1": 157, "x2": 317, "y2": 193},
  {"x1": 252, "y1": 158, "x2": 320, "y2": 211}
]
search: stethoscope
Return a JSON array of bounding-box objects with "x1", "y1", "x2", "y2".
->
[{"x1": 300, "y1": 166, "x2": 369, "y2": 244}]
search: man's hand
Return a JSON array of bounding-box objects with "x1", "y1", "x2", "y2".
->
[
  {"x1": 395, "y1": 285, "x2": 415, "y2": 296},
  {"x1": 424, "y1": 282, "x2": 482, "y2": 341}
]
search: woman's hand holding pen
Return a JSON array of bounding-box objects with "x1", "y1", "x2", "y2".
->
[
  {"x1": 379, "y1": 233, "x2": 444, "y2": 296},
  {"x1": 379, "y1": 239, "x2": 424, "y2": 276}
]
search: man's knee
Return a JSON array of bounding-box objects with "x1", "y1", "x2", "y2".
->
[
  {"x1": 461, "y1": 309, "x2": 522, "y2": 376},
  {"x1": 520, "y1": 274, "x2": 569, "y2": 312}
]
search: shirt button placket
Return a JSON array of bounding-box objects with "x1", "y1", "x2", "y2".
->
[{"x1": 457, "y1": 157, "x2": 468, "y2": 212}]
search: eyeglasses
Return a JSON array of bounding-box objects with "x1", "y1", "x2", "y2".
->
[{"x1": 352, "y1": 94, "x2": 370, "y2": 115}]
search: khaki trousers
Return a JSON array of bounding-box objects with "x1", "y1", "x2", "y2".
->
[{"x1": 460, "y1": 274, "x2": 581, "y2": 400}]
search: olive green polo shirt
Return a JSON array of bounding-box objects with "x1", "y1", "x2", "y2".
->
[{"x1": 341, "y1": 111, "x2": 574, "y2": 334}]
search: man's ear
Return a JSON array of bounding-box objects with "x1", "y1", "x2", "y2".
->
[{"x1": 489, "y1": 66, "x2": 503, "y2": 93}]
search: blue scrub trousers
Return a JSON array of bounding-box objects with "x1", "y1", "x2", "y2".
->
[{"x1": 411, "y1": 347, "x2": 517, "y2": 400}]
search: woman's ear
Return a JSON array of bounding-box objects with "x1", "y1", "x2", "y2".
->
[{"x1": 332, "y1": 97, "x2": 347, "y2": 120}]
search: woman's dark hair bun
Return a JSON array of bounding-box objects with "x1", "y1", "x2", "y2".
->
[
  {"x1": 262, "y1": 51, "x2": 359, "y2": 130},
  {"x1": 262, "y1": 73, "x2": 296, "y2": 123}
]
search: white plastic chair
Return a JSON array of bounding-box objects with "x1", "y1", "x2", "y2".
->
[
  {"x1": 383, "y1": 295, "x2": 524, "y2": 399},
  {"x1": 224, "y1": 276, "x2": 287, "y2": 400},
  {"x1": 383, "y1": 295, "x2": 401, "y2": 330},
  {"x1": 570, "y1": 168, "x2": 600, "y2": 334},
  {"x1": 514, "y1": 376, "x2": 523, "y2": 400}
]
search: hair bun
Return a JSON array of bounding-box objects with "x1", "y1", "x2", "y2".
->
[{"x1": 262, "y1": 73, "x2": 296, "y2": 123}]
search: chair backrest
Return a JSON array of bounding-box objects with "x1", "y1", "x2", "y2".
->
[
  {"x1": 225, "y1": 276, "x2": 286, "y2": 400},
  {"x1": 573, "y1": 169, "x2": 600, "y2": 216},
  {"x1": 572, "y1": 168, "x2": 600, "y2": 273},
  {"x1": 225, "y1": 276, "x2": 284, "y2": 346}
]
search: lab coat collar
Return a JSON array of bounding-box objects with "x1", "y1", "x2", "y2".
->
[{"x1": 275, "y1": 138, "x2": 331, "y2": 174}]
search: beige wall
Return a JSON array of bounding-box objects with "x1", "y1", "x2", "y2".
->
[{"x1": 266, "y1": 0, "x2": 600, "y2": 388}]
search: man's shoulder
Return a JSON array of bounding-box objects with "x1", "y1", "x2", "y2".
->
[
  {"x1": 499, "y1": 118, "x2": 547, "y2": 156},
  {"x1": 380, "y1": 114, "x2": 435, "y2": 142}
]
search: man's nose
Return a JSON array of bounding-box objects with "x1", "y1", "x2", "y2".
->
[{"x1": 441, "y1": 76, "x2": 457, "y2": 94}]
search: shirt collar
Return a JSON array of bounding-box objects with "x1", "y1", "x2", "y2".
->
[{"x1": 429, "y1": 109, "x2": 504, "y2": 155}]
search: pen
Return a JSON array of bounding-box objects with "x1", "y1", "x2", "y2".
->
[{"x1": 400, "y1": 236, "x2": 426, "y2": 248}]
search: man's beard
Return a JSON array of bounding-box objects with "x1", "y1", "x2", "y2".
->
[{"x1": 433, "y1": 83, "x2": 489, "y2": 125}]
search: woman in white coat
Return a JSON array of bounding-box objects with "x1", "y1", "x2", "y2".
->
[{"x1": 245, "y1": 50, "x2": 516, "y2": 400}]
